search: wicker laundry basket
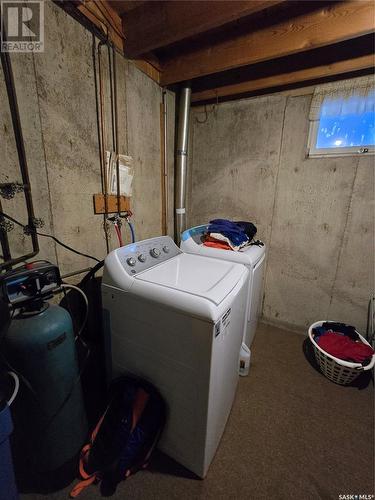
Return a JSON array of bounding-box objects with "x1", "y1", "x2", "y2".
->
[{"x1": 308, "y1": 321, "x2": 375, "y2": 385}]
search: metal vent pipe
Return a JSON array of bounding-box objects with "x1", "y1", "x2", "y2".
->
[{"x1": 175, "y1": 86, "x2": 191, "y2": 243}]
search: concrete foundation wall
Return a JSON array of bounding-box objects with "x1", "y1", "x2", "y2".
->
[
  {"x1": 189, "y1": 92, "x2": 373, "y2": 333},
  {"x1": 0, "y1": 0, "x2": 174, "y2": 276}
]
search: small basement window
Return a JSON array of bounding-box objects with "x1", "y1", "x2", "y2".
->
[{"x1": 308, "y1": 76, "x2": 375, "y2": 157}]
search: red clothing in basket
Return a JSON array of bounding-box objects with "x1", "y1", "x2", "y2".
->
[{"x1": 318, "y1": 332, "x2": 374, "y2": 363}]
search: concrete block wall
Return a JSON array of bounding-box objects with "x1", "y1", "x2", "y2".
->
[
  {"x1": 0, "y1": 0, "x2": 175, "y2": 276},
  {"x1": 188, "y1": 91, "x2": 374, "y2": 333}
]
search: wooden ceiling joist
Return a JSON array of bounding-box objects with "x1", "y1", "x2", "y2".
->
[
  {"x1": 160, "y1": 0, "x2": 375, "y2": 86},
  {"x1": 66, "y1": 0, "x2": 161, "y2": 83},
  {"x1": 107, "y1": 1, "x2": 147, "y2": 14},
  {"x1": 76, "y1": 0, "x2": 124, "y2": 52},
  {"x1": 120, "y1": 0, "x2": 284, "y2": 58},
  {"x1": 191, "y1": 53, "x2": 375, "y2": 103}
]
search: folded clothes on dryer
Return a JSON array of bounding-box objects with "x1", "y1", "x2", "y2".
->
[
  {"x1": 206, "y1": 219, "x2": 258, "y2": 250},
  {"x1": 233, "y1": 221, "x2": 257, "y2": 241},
  {"x1": 203, "y1": 236, "x2": 232, "y2": 251},
  {"x1": 207, "y1": 233, "x2": 248, "y2": 251},
  {"x1": 207, "y1": 220, "x2": 249, "y2": 246}
]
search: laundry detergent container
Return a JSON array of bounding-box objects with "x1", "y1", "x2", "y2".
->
[{"x1": 181, "y1": 225, "x2": 266, "y2": 347}]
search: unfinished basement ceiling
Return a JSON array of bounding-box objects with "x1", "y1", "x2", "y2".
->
[{"x1": 61, "y1": 1, "x2": 374, "y2": 103}]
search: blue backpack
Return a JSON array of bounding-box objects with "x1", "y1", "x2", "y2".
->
[{"x1": 70, "y1": 376, "x2": 166, "y2": 497}]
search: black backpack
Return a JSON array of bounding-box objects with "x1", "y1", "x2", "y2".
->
[{"x1": 70, "y1": 376, "x2": 166, "y2": 497}]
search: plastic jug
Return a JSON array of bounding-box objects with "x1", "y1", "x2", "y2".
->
[{"x1": 239, "y1": 343, "x2": 251, "y2": 377}]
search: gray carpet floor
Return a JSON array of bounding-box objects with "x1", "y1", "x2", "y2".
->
[{"x1": 21, "y1": 322, "x2": 374, "y2": 500}]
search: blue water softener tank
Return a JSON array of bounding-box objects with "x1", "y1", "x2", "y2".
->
[
  {"x1": 0, "y1": 263, "x2": 88, "y2": 474},
  {"x1": 3, "y1": 303, "x2": 88, "y2": 472}
]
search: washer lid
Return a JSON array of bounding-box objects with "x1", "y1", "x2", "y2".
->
[{"x1": 135, "y1": 253, "x2": 246, "y2": 305}]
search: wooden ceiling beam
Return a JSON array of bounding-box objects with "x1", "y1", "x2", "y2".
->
[
  {"x1": 76, "y1": 0, "x2": 124, "y2": 52},
  {"x1": 71, "y1": 0, "x2": 161, "y2": 83},
  {"x1": 107, "y1": 1, "x2": 147, "y2": 15},
  {"x1": 161, "y1": 1, "x2": 375, "y2": 86},
  {"x1": 191, "y1": 54, "x2": 375, "y2": 103},
  {"x1": 120, "y1": 0, "x2": 285, "y2": 58}
]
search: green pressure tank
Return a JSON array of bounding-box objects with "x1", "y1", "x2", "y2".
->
[{"x1": 2, "y1": 303, "x2": 88, "y2": 472}]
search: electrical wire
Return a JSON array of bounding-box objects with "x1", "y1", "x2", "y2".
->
[
  {"x1": 0, "y1": 309, "x2": 41, "y2": 410},
  {"x1": 6, "y1": 371, "x2": 19, "y2": 406},
  {"x1": 0, "y1": 352, "x2": 44, "y2": 412},
  {"x1": 0, "y1": 211, "x2": 101, "y2": 263},
  {"x1": 79, "y1": 259, "x2": 104, "y2": 286},
  {"x1": 61, "y1": 284, "x2": 89, "y2": 340}
]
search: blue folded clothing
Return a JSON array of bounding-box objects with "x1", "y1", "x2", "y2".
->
[
  {"x1": 208, "y1": 219, "x2": 249, "y2": 246},
  {"x1": 234, "y1": 221, "x2": 257, "y2": 241}
]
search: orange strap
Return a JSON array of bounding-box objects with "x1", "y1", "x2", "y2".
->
[
  {"x1": 69, "y1": 411, "x2": 107, "y2": 497},
  {"x1": 91, "y1": 412, "x2": 106, "y2": 443},
  {"x1": 78, "y1": 445, "x2": 91, "y2": 480},
  {"x1": 70, "y1": 475, "x2": 97, "y2": 498},
  {"x1": 70, "y1": 391, "x2": 150, "y2": 497}
]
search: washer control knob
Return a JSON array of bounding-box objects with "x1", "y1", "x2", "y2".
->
[
  {"x1": 150, "y1": 248, "x2": 161, "y2": 258},
  {"x1": 126, "y1": 257, "x2": 136, "y2": 267},
  {"x1": 162, "y1": 245, "x2": 170, "y2": 254},
  {"x1": 138, "y1": 253, "x2": 146, "y2": 263}
]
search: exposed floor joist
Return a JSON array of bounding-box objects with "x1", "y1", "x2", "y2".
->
[
  {"x1": 191, "y1": 53, "x2": 374, "y2": 103},
  {"x1": 161, "y1": 0, "x2": 375, "y2": 86},
  {"x1": 120, "y1": 0, "x2": 284, "y2": 58},
  {"x1": 107, "y1": 1, "x2": 147, "y2": 14},
  {"x1": 59, "y1": 1, "x2": 375, "y2": 103},
  {"x1": 62, "y1": 0, "x2": 161, "y2": 83}
]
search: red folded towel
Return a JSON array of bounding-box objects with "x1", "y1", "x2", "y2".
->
[
  {"x1": 318, "y1": 332, "x2": 374, "y2": 363},
  {"x1": 203, "y1": 236, "x2": 233, "y2": 251}
]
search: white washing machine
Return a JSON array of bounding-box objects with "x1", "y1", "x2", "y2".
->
[
  {"x1": 181, "y1": 225, "x2": 266, "y2": 347},
  {"x1": 102, "y1": 236, "x2": 248, "y2": 478}
]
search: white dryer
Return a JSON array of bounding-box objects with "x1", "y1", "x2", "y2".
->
[
  {"x1": 102, "y1": 236, "x2": 248, "y2": 478},
  {"x1": 181, "y1": 225, "x2": 266, "y2": 347}
]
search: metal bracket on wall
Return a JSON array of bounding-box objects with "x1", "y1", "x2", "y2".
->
[
  {"x1": 23, "y1": 218, "x2": 45, "y2": 235},
  {"x1": 0, "y1": 183, "x2": 25, "y2": 200},
  {"x1": 0, "y1": 219, "x2": 14, "y2": 233}
]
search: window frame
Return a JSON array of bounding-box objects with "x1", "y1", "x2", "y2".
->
[
  {"x1": 308, "y1": 119, "x2": 375, "y2": 158},
  {"x1": 307, "y1": 76, "x2": 375, "y2": 158}
]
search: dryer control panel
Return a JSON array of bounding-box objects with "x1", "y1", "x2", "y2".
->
[{"x1": 116, "y1": 236, "x2": 181, "y2": 275}]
